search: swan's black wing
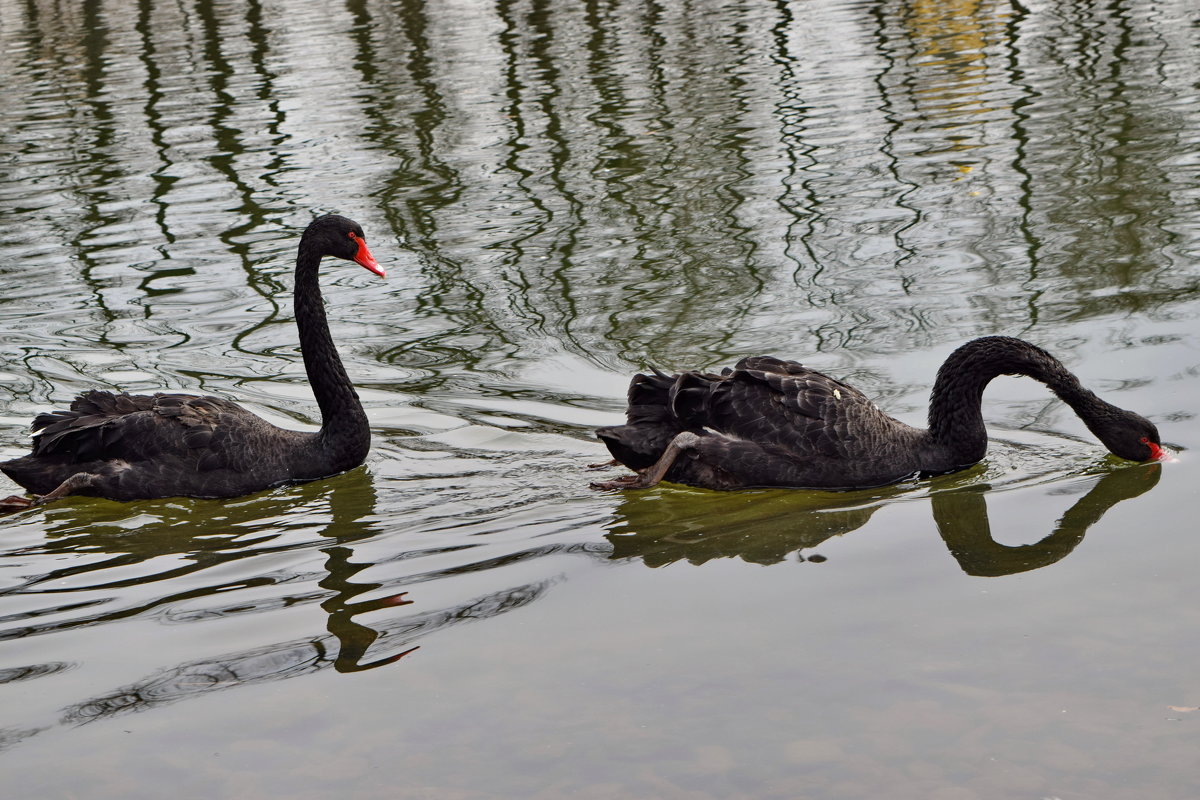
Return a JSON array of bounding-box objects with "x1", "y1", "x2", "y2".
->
[
  {"x1": 672, "y1": 356, "x2": 888, "y2": 458},
  {"x1": 598, "y1": 356, "x2": 922, "y2": 489},
  {"x1": 28, "y1": 391, "x2": 250, "y2": 468}
]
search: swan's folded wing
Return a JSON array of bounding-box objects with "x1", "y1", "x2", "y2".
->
[
  {"x1": 673, "y1": 357, "x2": 886, "y2": 459},
  {"x1": 30, "y1": 391, "x2": 251, "y2": 470},
  {"x1": 152, "y1": 394, "x2": 254, "y2": 470},
  {"x1": 30, "y1": 391, "x2": 155, "y2": 459}
]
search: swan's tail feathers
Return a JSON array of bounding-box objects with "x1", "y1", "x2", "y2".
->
[
  {"x1": 623, "y1": 368, "x2": 677, "y2": 426},
  {"x1": 599, "y1": 367, "x2": 720, "y2": 471},
  {"x1": 667, "y1": 371, "x2": 722, "y2": 430},
  {"x1": 0, "y1": 455, "x2": 92, "y2": 496},
  {"x1": 596, "y1": 423, "x2": 678, "y2": 472}
]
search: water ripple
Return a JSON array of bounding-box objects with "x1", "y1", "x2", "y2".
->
[{"x1": 0, "y1": 0, "x2": 1197, "y2": 791}]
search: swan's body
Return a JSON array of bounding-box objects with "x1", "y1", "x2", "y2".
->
[
  {"x1": 1, "y1": 214, "x2": 385, "y2": 504},
  {"x1": 594, "y1": 337, "x2": 1165, "y2": 491}
]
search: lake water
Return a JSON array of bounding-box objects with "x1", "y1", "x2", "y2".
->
[{"x1": 1, "y1": 0, "x2": 1198, "y2": 797}]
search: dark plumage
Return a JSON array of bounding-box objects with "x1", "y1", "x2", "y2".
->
[
  {"x1": 594, "y1": 337, "x2": 1166, "y2": 491},
  {"x1": 1, "y1": 214, "x2": 386, "y2": 504}
]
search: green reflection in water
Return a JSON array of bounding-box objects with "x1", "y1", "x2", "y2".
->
[{"x1": 0, "y1": 0, "x2": 1196, "y2": 793}]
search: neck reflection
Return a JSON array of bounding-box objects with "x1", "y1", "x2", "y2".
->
[{"x1": 604, "y1": 464, "x2": 1161, "y2": 575}]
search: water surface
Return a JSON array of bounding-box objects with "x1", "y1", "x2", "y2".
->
[{"x1": 1, "y1": 0, "x2": 1199, "y2": 797}]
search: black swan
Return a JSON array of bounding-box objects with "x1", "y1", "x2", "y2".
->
[
  {"x1": 0, "y1": 214, "x2": 385, "y2": 505},
  {"x1": 593, "y1": 336, "x2": 1166, "y2": 491}
]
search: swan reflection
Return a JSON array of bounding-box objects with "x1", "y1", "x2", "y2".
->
[
  {"x1": 1, "y1": 470, "x2": 555, "y2": 729},
  {"x1": 932, "y1": 465, "x2": 1160, "y2": 576},
  {"x1": 604, "y1": 464, "x2": 1161, "y2": 574}
]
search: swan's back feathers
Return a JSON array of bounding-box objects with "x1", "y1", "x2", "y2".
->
[
  {"x1": 30, "y1": 391, "x2": 155, "y2": 459},
  {"x1": 598, "y1": 355, "x2": 925, "y2": 489},
  {"x1": 687, "y1": 356, "x2": 880, "y2": 454}
]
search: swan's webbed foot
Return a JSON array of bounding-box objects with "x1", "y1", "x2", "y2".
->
[
  {"x1": 590, "y1": 474, "x2": 653, "y2": 490},
  {"x1": 0, "y1": 495, "x2": 33, "y2": 512},
  {"x1": 587, "y1": 459, "x2": 619, "y2": 470}
]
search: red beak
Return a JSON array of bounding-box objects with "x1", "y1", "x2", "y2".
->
[
  {"x1": 350, "y1": 233, "x2": 386, "y2": 278},
  {"x1": 1147, "y1": 441, "x2": 1167, "y2": 461}
]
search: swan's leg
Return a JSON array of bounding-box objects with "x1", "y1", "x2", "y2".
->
[
  {"x1": 32, "y1": 472, "x2": 98, "y2": 505},
  {"x1": 591, "y1": 432, "x2": 699, "y2": 490},
  {"x1": 633, "y1": 432, "x2": 700, "y2": 487}
]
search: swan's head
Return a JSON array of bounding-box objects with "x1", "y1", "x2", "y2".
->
[
  {"x1": 307, "y1": 214, "x2": 386, "y2": 278},
  {"x1": 1092, "y1": 408, "x2": 1166, "y2": 463}
]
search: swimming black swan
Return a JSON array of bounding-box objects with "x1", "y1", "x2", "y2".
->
[
  {"x1": 593, "y1": 336, "x2": 1166, "y2": 491},
  {"x1": 0, "y1": 214, "x2": 385, "y2": 505}
]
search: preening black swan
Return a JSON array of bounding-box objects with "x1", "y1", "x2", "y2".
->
[
  {"x1": 594, "y1": 336, "x2": 1166, "y2": 491},
  {"x1": 0, "y1": 214, "x2": 385, "y2": 505}
]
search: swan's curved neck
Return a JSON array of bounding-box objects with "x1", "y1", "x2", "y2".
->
[
  {"x1": 294, "y1": 242, "x2": 370, "y2": 468},
  {"x1": 925, "y1": 337, "x2": 1088, "y2": 464}
]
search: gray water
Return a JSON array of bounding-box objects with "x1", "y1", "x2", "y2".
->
[{"x1": 1, "y1": 0, "x2": 1198, "y2": 797}]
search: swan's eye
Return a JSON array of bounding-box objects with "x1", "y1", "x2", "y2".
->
[{"x1": 1139, "y1": 436, "x2": 1149, "y2": 444}]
